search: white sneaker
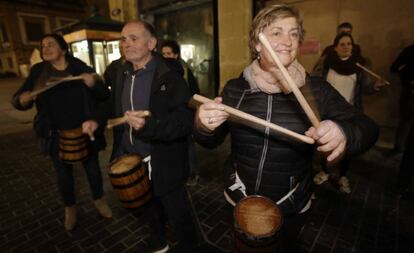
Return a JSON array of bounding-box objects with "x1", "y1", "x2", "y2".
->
[
  {"x1": 153, "y1": 244, "x2": 169, "y2": 253},
  {"x1": 314, "y1": 171, "x2": 329, "y2": 185},
  {"x1": 338, "y1": 176, "x2": 351, "y2": 194}
]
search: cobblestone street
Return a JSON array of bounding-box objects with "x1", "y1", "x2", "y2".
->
[{"x1": 1, "y1": 78, "x2": 413, "y2": 253}]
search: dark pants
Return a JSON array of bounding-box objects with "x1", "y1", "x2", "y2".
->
[
  {"x1": 110, "y1": 129, "x2": 124, "y2": 162},
  {"x1": 278, "y1": 211, "x2": 309, "y2": 253},
  {"x1": 51, "y1": 138, "x2": 103, "y2": 207},
  {"x1": 398, "y1": 120, "x2": 414, "y2": 188},
  {"x1": 321, "y1": 157, "x2": 350, "y2": 177},
  {"x1": 188, "y1": 136, "x2": 199, "y2": 176},
  {"x1": 148, "y1": 185, "x2": 196, "y2": 252}
]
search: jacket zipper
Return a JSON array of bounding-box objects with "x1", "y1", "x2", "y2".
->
[
  {"x1": 129, "y1": 74, "x2": 136, "y2": 145},
  {"x1": 254, "y1": 95, "x2": 272, "y2": 193}
]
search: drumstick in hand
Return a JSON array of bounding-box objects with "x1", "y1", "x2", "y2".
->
[
  {"x1": 107, "y1": 110, "x2": 151, "y2": 129},
  {"x1": 258, "y1": 33, "x2": 320, "y2": 128},
  {"x1": 87, "y1": 130, "x2": 95, "y2": 141},
  {"x1": 356, "y1": 63, "x2": 391, "y2": 85}
]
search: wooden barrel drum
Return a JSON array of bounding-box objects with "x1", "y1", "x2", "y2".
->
[
  {"x1": 108, "y1": 154, "x2": 152, "y2": 209},
  {"x1": 233, "y1": 195, "x2": 283, "y2": 253},
  {"x1": 58, "y1": 127, "x2": 89, "y2": 164}
]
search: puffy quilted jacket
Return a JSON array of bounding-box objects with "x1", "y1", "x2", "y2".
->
[{"x1": 195, "y1": 75, "x2": 379, "y2": 215}]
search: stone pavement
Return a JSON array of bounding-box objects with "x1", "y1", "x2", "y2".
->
[{"x1": 1, "y1": 78, "x2": 413, "y2": 253}]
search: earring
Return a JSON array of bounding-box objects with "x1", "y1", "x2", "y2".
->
[{"x1": 257, "y1": 52, "x2": 261, "y2": 60}]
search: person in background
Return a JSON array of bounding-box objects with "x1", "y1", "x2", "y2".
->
[
  {"x1": 312, "y1": 33, "x2": 386, "y2": 193},
  {"x1": 194, "y1": 5, "x2": 379, "y2": 252},
  {"x1": 390, "y1": 44, "x2": 414, "y2": 155},
  {"x1": 390, "y1": 44, "x2": 414, "y2": 197},
  {"x1": 11, "y1": 33, "x2": 111, "y2": 231},
  {"x1": 112, "y1": 21, "x2": 196, "y2": 252},
  {"x1": 321, "y1": 22, "x2": 362, "y2": 57},
  {"x1": 161, "y1": 39, "x2": 201, "y2": 186},
  {"x1": 313, "y1": 22, "x2": 366, "y2": 75}
]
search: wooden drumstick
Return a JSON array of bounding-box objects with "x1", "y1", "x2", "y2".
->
[
  {"x1": 356, "y1": 62, "x2": 391, "y2": 85},
  {"x1": 29, "y1": 75, "x2": 85, "y2": 97},
  {"x1": 192, "y1": 94, "x2": 314, "y2": 144},
  {"x1": 107, "y1": 110, "x2": 151, "y2": 129},
  {"x1": 87, "y1": 130, "x2": 95, "y2": 141},
  {"x1": 258, "y1": 33, "x2": 320, "y2": 128}
]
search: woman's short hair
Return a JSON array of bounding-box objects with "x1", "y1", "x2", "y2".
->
[
  {"x1": 249, "y1": 4, "x2": 304, "y2": 58},
  {"x1": 40, "y1": 33, "x2": 69, "y2": 59},
  {"x1": 333, "y1": 32, "x2": 354, "y2": 48}
]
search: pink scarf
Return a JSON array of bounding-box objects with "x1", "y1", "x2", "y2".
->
[{"x1": 247, "y1": 59, "x2": 306, "y2": 94}]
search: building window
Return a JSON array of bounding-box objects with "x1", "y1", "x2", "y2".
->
[
  {"x1": 56, "y1": 17, "x2": 78, "y2": 30},
  {"x1": 0, "y1": 23, "x2": 9, "y2": 42},
  {"x1": 7, "y1": 57, "x2": 13, "y2": 68},
  {"x1": 18, "y1": 13, "x2": 50, "y2": 45},
  {"x1": 0, "y1": 22, "x2": 10, "y2": 48}
]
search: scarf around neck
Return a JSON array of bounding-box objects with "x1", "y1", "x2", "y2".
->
[
  {"x1": 243, "y1": 59, "x2": 306, "y2": 94},
  {"x1": 325, "y1": 50, "x2": 364, "y2": 75}
]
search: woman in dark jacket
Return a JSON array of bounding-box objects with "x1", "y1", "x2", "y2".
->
[
  {"x1": 312, "y1": 33, "x2": 386, "y2": 193},
  {"x1": 194, "y1": 5, "x2": 379, "y2": 253},
  {"x1": 11, "y1": 34, "x2": 111, "y2": 231}
]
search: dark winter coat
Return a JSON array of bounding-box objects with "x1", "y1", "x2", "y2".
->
[
  {"x1": 11, "y1": 56, "x2": 109, "y2": 153},
  {"x1": 110, "y1": 54, "x2": 193, "y2": 196}
]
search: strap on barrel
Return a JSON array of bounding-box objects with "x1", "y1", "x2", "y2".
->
[{"x1": 143, "y1": 155, "x2": 152, "y2": 180}]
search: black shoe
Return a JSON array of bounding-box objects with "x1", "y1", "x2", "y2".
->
[{"x1": 186, "y1": 174, "x2": 200, "y2": 186}]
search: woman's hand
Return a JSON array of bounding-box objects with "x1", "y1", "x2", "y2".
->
[
  {"x1": 305, "y1": 120, "x2": 347, "y2": 162},
  {"x1": 19, "y1": 91, "x2": 35, "y2": 106},
  {"x1": 195, "y1": 97, "x2": 229, "y2": 133},
  {"x1": 125, "y1": 110, "x2": 146, "y2": 131},
  {"x1": 81, "y1": 73, "x2": 96, "y2": 88},
  {"x1": 82, "y1": 120, "x2": 98, "y2": 140}
]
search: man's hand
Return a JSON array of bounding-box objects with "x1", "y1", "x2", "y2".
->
[
  {"x1": 305, "y1": 120, "x2": 347, "y2": 162},
  {"x1": 125, "y1": 110, "x2": 146, "y2": 131}
]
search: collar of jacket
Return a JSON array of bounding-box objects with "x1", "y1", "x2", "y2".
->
[{"x1": 121, "y1": 53, "x2": 170, "y2": 95}]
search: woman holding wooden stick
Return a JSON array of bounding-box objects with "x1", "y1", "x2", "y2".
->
[
  {"x1": 194, "y1": 5, "x2": 379, "y2": 252},
  {"x1": 11, "y1": 33, "x2": 112, "y2": 231},
  {"x1": 312, "y1": 32, "x2": 387, "y2": 193}
]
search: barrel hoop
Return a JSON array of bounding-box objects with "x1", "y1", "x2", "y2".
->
[
  {"x1": 60, "y1": 155, "x2": 88, "y2": 163},
  {"x1": 59, "y1": 135, "x2": 87, "y2": 141},
  {"x1": 59, "y1": 145, "x2": 89, "y2": 153},
  {"x1": 108, "y1": 163, "x2": 142, "y2": 178},
  {"x1": 120, "y1": 188, "x2": 151, "y2": 204},
  {"x1": 111, "y1": 172, "x2": 147, "y2": 189}
]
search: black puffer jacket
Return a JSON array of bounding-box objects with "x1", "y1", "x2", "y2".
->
[{"x1": 195, "y1": 75, "x2": 379, "y2": 215}]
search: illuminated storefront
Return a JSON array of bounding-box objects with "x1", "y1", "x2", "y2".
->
[{"x1": 56, "y1": 13, "x2": 123, "y2": 75}]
